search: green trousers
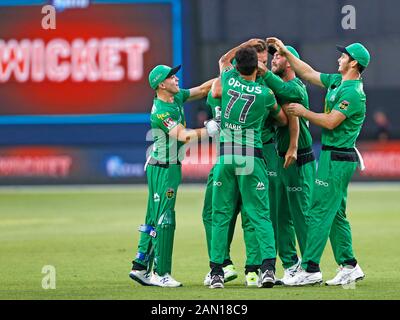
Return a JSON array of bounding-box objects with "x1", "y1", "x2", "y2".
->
[
  {"x1": 202, "y1": 166, "x2": 261, "y2": 268},
  {"x1": 263, "y1": 142, "x2": 296, "y2": 269},
  {"x1": 276, "y1": 151, "x2": 316, "y2": 269},
  {"x1": 210, "y1": 155, "x2": 276, "y2": 267},
  {"x1": 301, "y1": 150, "x2": 358, "y2": 271},
  {"x1": 134, "y1": 163, "x2": 182, "y2": 275}
]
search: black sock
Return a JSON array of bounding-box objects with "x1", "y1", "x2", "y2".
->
[
  {"x1": 222, "y1": 259, "x2": 233, "y2": 268},
  {"x1": 132, "y1": 261, "x2": 147, "y2": 271},
  {"x1": 260, "y1": 258, "x2": 276, "y2": 273},
  {"x1": 209, "y1": 261, "x2": 224, "y2": 277},
  {"x1": 343, "y1": 258, "x2": 357, "y2": 267},
  {"x1": 306, "y1": 261, "x2": 320, "y2": 273},
  {"x1": 245, "y1": 265, "x2": 260, "y2": 274}
]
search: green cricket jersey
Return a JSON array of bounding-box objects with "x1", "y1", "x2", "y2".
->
[
  {"x1": 206, "y1": 90, "x2": 221, "y2": 119},
  {"x1": 150, "y1": 89, "x2": 190, "y2": 163},
  {"x1": 220, "y1": 68, "x2": 277, "y2": 149},
  {"x1": 320, "y1": 73, "x2": 366, "y2": 148},
  {"x1": 256, "y1": 76, "x2": 277, "y2": 144},
  {"x1": 231, "y1": 60, "x2": 277, "y2": 144},
  {"x1": 263, "y1": 71, "x2": 312, "y2": 152},
  {"x1": 261, "y1": 115, "x2": 276, "y2": 143}
]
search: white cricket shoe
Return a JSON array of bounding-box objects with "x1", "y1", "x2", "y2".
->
[
  {"x1": 325, "y1": 264, "x2": 365, "y2": 286},
  {"x1": 258, "y1": 270, "x2": 276, "y2": 288},
  {"x1": 245, "y1": 272, "x2": 259, "y2": 287},
  {"x1": 203, "y1": 271, "x2": 211, "y2": 286},
  {"x1": 284, "y1": 268, "x2": 323, "y2": 286},
  {"x1": 277, "y1": 259, "x2": 302, "y2": 285},
  {"x1": 150, "y1": 272, "x2": 183, "y2": 287},
  {"x1": 129, "y1": 270, "x2": 153, "y2": 286},
  {"x1": 209, "y1": 274, "x2": 224, "y2": 289}
]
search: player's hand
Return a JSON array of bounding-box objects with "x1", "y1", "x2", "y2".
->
[
  {"x1": 286, "y1": 103, "x2": 307, "y2": 117},
  {"x1": 204, "y1": 119, "x2": 220, "y2": 137},
  {"x1": 266, "y1": 37, "x2": 288, "y2": 55},
  {"x1": 257, "y1": 61, "x2": 268, "y2": 76},
  {"x1": 284, "y1": 146, "x2": 297, "y2": 168}
]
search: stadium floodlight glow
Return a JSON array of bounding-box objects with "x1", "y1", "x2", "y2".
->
[{"x1": 52, "y1": 0, "x2": 91, "y2": 11}]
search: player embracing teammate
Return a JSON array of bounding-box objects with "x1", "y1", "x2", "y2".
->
[
  {"x1": 205, "y1": 37, "x2": 369, "y2": 288},
  {"x1": 129, "y1": 36, "x2": 370, "y2": 289}
]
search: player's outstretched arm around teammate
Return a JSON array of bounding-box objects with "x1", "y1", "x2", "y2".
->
[
  {"x1": 286, "y1": 102, "x2": 345, "y2": 130},
  {"x1": 187, "y1": 77, "x2": 217, "y2": 101},
  {"x1": 266, "y1": 37, "x2": 324, "y2": 87},
  {"x1": 266, "y1": 37, "x2": 346, "y2": 133}
]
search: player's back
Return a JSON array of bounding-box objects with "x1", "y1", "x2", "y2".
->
[{"x1": 220, "y1": 68, "x2": 276, "y2": 149}]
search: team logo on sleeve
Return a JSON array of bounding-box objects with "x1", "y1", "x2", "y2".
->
[
  {"x1": 162, "y1": 117, "x2": 177, "y2": 130},
  {"x1": 166, "y1": 188, "x2": 175, "y2": 199},
  {"x1": 339, "y1": 100, "x2": 349, "y2": 110},
  {"x1": 156, "y1": 112, "x2": 170, "y2": 120}
]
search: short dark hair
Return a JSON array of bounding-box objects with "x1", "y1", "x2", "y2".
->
[
  {"x1": 235, "y1": 47, "x2": 258, "y2": 76},
  {"x1": 252, "y1": 40, "x2": 267, "y2": 53}
]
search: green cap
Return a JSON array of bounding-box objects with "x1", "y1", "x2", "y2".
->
[
  {"x1": 336, "y1": 43, "x2": 370, "y2": 68},
  {"x1": 148, "y1": 64, "x2": 181, "y2": 90},
  {"x1": 286, "y1": 46, "x2": 300, "y2": 59},
  {"x1": 268, "y1": 45, "x2": 300, "y2": 59}
]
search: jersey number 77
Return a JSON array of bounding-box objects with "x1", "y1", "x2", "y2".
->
[{"x1": 224, "y1": 89, "x2": 255, "y2": 123}]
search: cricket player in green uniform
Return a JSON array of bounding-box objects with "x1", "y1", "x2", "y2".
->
[
  {"x1": 209, "y1": 46, "x2": 287, "y2": 289},
  {"x1": 260, "y1": 45, "x2": 316, "y2": 284},
  {"x1": 202, "y1": 91, "x2": 240, "y2": 285},
  {"x1": 203, "y1": 40, "x2": 279, "y2": 287},
  {"x1": 202, "y1": 90, "x2": 263, "y2": 287},
  {"x1": 268, "y1": 38, "x2": 369, "y2": 285},
  {"x1": 129, "y1": 64, "x2": 218, "y2": 287},
  {"x1": 251, "y1": 42, "x2": 299, "y2": 285}
]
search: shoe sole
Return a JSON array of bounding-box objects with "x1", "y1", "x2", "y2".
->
[
  {"x1": 209, "y1": 284, "x2": 224, "y2": 289},
  {"x1": 261, "y1": 280, "x2": 275, "y2": 288},
  {"x1": 245, "y1": 282, "x2": 258, "y2": 287},
  {"x1": 150, "y1": 281, "x2": 183, "y2": 288},
  {"x1": 325, "y1": 275, "x2": 365, "y2": 286},
  {"x1": 129, "y1": 273, "x2": 153, "y2": 286},
  {"x1": 285, "y1": 280, "x2": 323, "y2": 287},
  {"x1": 274, "y1": 279, "x2": 284, "y2": 286},
  {"x1": 224, "y1": 273, "x2": 238, "y2": 283}
]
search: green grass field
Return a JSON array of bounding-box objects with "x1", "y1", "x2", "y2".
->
[{"x1": 1, "y1": 183, "x2": 400, "y2": 300}]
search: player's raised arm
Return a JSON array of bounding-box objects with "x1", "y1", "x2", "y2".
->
[
  {"x1": 286, "y1": 103, "x2": 346, "y2": 130},
  {"x1": 187, "y1": 78, "x2": 216, "y2": 101},
  {"x1": 211, "y1": 78, "x2": 222, "y2": 98},
  {"x1": 219, "y1": 38, "x2": 265, "y2": 74},
  {"x1": 267, "y1": 37, "x2": 324, "y2": 87}
]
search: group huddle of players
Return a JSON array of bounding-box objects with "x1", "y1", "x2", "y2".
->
[{"x1": 129, "y1": 36, "x2": 370, "y2": 289}]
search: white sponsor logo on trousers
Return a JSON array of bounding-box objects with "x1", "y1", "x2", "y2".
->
[
  {"x1": 315, "y1": 179, "x2": 329, "y2": 187},
  {"x1": 287, "y1": 186, "x2": 303, "y2": 192}
]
